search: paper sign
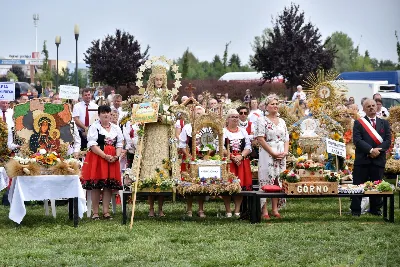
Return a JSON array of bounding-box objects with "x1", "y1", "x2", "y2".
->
[
  {"x1": 131, "y1": 102, "x2": 159, "y2": 124},
  {"x1": 326, "y1": 138, "x2": 346, "y2": 158},
  {"x1": 0, "y1": 82, "x2": 15, "y2": 101},
  {"x1": 59, "y1": 85, "x2": 79, "y2": 100},
  {"x1": 198, "y1": 166, "x2": 221, "y2": 179}
]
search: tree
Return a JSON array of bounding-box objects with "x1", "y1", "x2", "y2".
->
[
  {"x1": 395, "y1": 31, "x2": 400, "y2": 69},
  {"x1": 6, "y1": 71, "x2": 18, "y2": 81},
  {"x1": 229, "y1": 54, "x2": 241, "y2": 68},
  {"x1": 325, "y1": 32, "x2": 355, "y2": 72},
  {"x1": 10, "y1": 66, "x2": 25, "y2": 82},
  {"x1": 250, "y1": 3, "x2": 336, "y2": 88},
  {"x1": 182, "y1": 48, "x2": 190, "y2": 79},
  {"x1": 84, "y1": 29, "x2": 149, "y2": 88},
  {"x1": 40, "y1": 40, "x2": 52, "y2": 83},
  {"x1": 222, "y1": 42, "x2": 231, "y2": 69}
]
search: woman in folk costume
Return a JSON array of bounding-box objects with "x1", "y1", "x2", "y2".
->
[
  {"x1": 254, "y1": 95, "x2": 289, "y2": 220},
  {"x1": 81, "y1": 105, "x2": 124, "y2": 220},
  {"x1": 222, "y1": 109, "x2": 252, "y2": 217}
]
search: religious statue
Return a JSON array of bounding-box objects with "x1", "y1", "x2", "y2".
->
[{"x1": 146, "y1": 65, "x2": 171, "y2": 106}]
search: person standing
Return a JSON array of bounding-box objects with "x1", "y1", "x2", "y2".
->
[
  {"x1": 72, "y1": 89, "x2": 99, "y2": 150},
  {"x1": 243, "y1": 89, "x2": 252, "y2": 107},
  {"x1": 107, "y1": 89, "x2": 116, "y2": 104},
  {"x1": 291, "y1": 85, "x2": 306, "y2": 101},
  {"x1": 248, "y1": 99, "x2": 263, "y2": 123},
  {"x1": 374, "y1": 98, "x2": 389, "y2": 118},
  {"x1": 255, "y1": 95, "x2": 289, "y2": 219},
  {"x1": 351, "y1": 99, "x2": 391, "y2": 216},
  {"x1": 34, "y1": 81, "x2": 43, "y2": 97},
  {"x1": 111, "y1": 94, "x2": 127, "y2": 124}
]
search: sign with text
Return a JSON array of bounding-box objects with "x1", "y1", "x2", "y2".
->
[
  {"x1": 0, "y1": 82, "x2": 15, "y2": 101},
  {"x1": 198, "y1": 166, "x2": 221, "y2": 179},
  {"x1": 326, "y1": 138, "x2": 346, "y2": 158},
  {"x1": 59, "y1": 85, "x2": 79, "y2": 100},
  {"x1": 131, "y1": 102, "x2": 159, "y2": 124}
]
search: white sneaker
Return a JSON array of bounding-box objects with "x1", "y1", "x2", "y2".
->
[
  {"x1": 226, "y1": 212, "x2": 232, "y2": 218},
  {"x1": 234, "y1": 213, "x2": 240, "y2": 217}
]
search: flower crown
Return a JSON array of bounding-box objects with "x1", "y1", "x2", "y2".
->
[{"x1": 151, "y1": 65, "x2": 167, "y2": 75}]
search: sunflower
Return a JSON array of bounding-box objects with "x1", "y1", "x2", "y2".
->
[
  {"x1": 331, "y1": 132, "x2": 341, "y2": 141},
  {"x1": 296, "y1": 147, "x2": 303, "y2": 155},
  {"x1": 292, "y1": 132, "x2": 299, "y2": 140}
]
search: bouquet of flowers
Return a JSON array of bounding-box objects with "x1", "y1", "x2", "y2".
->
[
  {"x1": 363, "y1": 180, "x2": 393, "y2": 192},
  {"x1": 295, "y1": 158, "x2": 324, "y2": 171},
  {"x1": 280, "y1": 169, "x2": 300, "y2": 183},
  {"x1": 324, "y1": 172, "x2": 340, "y2": 182}
]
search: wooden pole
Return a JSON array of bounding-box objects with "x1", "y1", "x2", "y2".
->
[
  {"x1": 336, "y1": 155, "x2": 342, "y2": 216},
  {"x1": 130, "y1": 124, "x2": 145, "y2": 229}
]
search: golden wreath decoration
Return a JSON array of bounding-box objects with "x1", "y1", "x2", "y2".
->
[{"x1": 135, "y1": 56, "x2": 182, "y2": 96}]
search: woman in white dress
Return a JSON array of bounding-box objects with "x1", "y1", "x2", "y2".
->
[{"x1": 255, "y1": 95, "x2": 289, "y2": 219}]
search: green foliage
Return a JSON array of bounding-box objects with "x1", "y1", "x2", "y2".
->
[
  {"x1": 6, "y1": 71, "x2": 18, "y2": 82},
  {"x1": 51, "y1": 67, "x2": 87, "y2": 89},
  {"x1": 395, "y1": 31, "x2": 400, "y2": 68},
  {"x1": 222, "y1": 41, "x2": 231, "y2": 69},
  {"x1": 44, "y1": 103, "x2": 65, "y2": 114},
  {"x1": 13, "y1": 103, "x2": 30, "y2": 118},
  {"x1": 182, "y1": 48, "x2": 189, "y2": 79},
  {"x1": 250, "y1": 3, "x2": 336, "y2": 87},
  {"x1": 39, "y1": 41, "x2": 53, "y2": 83}
]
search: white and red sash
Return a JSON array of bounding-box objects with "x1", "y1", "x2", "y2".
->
[{"x1": 358, "y1": 117, "x2": 383, "y2": 145}]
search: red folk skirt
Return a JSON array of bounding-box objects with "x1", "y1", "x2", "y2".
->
[
  {"x1": 230, "y1": 152, "x2": 253, "y2": 191},
  {"x1": 81, "y1": 145, "x2": 122, "y2": 190}
]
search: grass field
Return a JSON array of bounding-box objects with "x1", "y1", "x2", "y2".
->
[{"x1": 0, "y1": 192, "x2": 399, "y2": 267}]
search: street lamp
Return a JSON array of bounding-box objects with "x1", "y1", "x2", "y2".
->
[
  {"x1": 55, "y1": 36, "x2": 61, "y2": 92},
  {"x1": 74, "y1": 24, "x2": 79, "y2": 87}
]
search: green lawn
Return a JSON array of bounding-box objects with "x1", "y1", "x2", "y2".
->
[{"x1": 0, "y1": 192, "x2": 399, "y2": 267}]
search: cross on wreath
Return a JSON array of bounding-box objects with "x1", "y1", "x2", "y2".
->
[{"x1": 185, "y1": 83, "x2": 196, "y2": 98}]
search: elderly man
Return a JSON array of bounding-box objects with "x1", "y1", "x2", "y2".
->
[
  {"x1": 208, "y1": 98, "x2": 219, "y2": 111},
  {"x1": 351, "y1": 99, "x2": 391, "y2": 216},
  {"x1": 72, "y1": 89, "x2": 99, "y2": 150},
  {"x1": 111, "y1": 94, "x2": 127, "y2": 123},
  {"x1": 292, "y1": 85, "x2": 306, "y2": 101}
]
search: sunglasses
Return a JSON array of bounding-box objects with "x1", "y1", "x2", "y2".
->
[
  {"x1": 229, "y1": 116, "x2": 239, "y2": 119},
  {"x1": 239, "y1": 111, "x2": 248, "y2": 115}
]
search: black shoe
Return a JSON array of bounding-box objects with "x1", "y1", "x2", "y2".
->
[
  {"x1": 368, "y1": 211, "x2": 382, "y2": 216},
  {"x1": 351, "y1": 212, "x2": 361, "y2": 217}
]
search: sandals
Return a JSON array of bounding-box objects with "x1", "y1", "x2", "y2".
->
[
  {"x1": 186, "y1": 211, "x2": 193, "y2": 217},
  {"x1": 158, "y1": 211, "x2": 166, "y2": 217},
  {"x1": 148, "y1": 209, "x2": 155, "y2": 218},
  {"x1": 226, "y1": 212, "x2": 232, "y2": 218},
  {"x1": 91, "y1": 214, "x2": 100, "y2": 220},
  {"x1": 262, "y1": 214, "x2": 270, "y2": 220},
  {"x1": 103, "y1": 213, "x2": 113, "y2": 220},
  {"x1": 272, "y1": 212, "x2": 281, "y2": 219},
  {"x1": 197, "y1": 211, "x2": 206, "y2": 218}
]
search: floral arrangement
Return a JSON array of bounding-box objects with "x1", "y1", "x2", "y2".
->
[
  {"x1": 295, "y1": 158, "x2": 324, "y2": 171},
  {"x1": 343, "y1": 130, "x2": 352, "y2": 144},
  {"x1": 363, "y1": 180, "x2": 393, "y2": 192},
  {"x1": 250, "y1": 159, "x2": 258, "y2": 173},
  {"x1": 176, "y1": 175, "x2": 241, "y2": 196},
  {"x1": 324, "y1": 172, "x2": 340, "y2": 182},
  {"x1": 280, "y1": 169, "x2": 300, "y2": 183},
  {"x1": 385, "y1": 158, "x2": 400, "y2": 174},
  {"x1": 0, "y1": 120, "x2": 10, "y2": 166},
  {"x1": 32, "y1": 149, "x2": 60, "y2": 167}
]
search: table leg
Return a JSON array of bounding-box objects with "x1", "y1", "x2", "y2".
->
[
  {"x1": 383, "y1": 196, "x2": 388, "y2": 220},
  {"x1": 390, "y1": 194, "x2": 394, "y2": 223},
  {"x1": 73, "y1": 197, "x2": 78, "y2": 227},
  {"x1": 122, "y1": 193, "x2": 127, "y2": 225},
  {"x1": 68, "y1": 198, "x2": 73, "y2": 220},
  {"x1": 255, "y1": 194, "x2": 261, "y2": 223}
]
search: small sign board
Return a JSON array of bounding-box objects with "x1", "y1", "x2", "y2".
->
[
  {"x1": 0, "y1": 82, "x2": 15, "y2": 101},
  {"x1": 59, "y1": 85, "x2": 80, "y2": 100},
  {"x1": 198, "y1": 166, "x2": 221, "y2": 179},
  {"x1": 131, "y1": 102, "x2": 159, "y2": 124},
  {"x1": 326, "y1": 138, "x2": 346, "y2": 158}
]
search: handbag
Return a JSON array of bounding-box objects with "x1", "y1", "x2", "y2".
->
[{"x1": 261, "y1": 185, "x2": 282, "y2": 192}]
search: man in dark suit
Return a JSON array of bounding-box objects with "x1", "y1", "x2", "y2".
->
[{"x1": 351, "y1": 99, "x2": 391, "y2": 216}]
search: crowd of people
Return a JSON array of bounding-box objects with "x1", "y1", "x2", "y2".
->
[{"x1": 1, "y1": 82, "x2": 391, "y2": 221}]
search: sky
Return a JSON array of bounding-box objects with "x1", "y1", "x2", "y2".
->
[{"x1": 1, "y1": 0, "x2": 399, "y2": 65}]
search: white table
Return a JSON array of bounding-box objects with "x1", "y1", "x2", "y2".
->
[
  {"x1": 0, "y1": 167, "x2": 9, "y2": 192},
  {"x1": 8, "y1": 175, "x2": 87, "y2": 226}
]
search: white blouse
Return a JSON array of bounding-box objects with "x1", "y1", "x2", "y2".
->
[
  {"x1": 223, "y1": 128, "x2": 252, "y2": 152},
  {"x1": 87, "y1": 120, "x2": 124, "y2": 148},
  {"x1": 122, "y1": 121, "x2": 139, "y2": 152}
]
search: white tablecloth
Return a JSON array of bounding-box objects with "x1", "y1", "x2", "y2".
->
[
  {"x1": 0, "y1": 167, "x2": 9, "y2": 191},
  {"x1": 8, "y1": 175, "x2": 87, "y2": 224}
]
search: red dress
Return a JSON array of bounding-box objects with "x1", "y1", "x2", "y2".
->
[{"x1": 81, "y1": 123, "x2": 122, "y2": 190}]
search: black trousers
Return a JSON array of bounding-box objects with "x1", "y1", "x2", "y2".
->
[{"x1": 350, "y1": 164, "x2": 383, "y2": 214}]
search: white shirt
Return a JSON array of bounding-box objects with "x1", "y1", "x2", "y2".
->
[
  {"x1": 179, "y1": 124, "x2": 218, "y2": 149},
  {"x1": 72, "y1": 101, "x2": 99, "y2": 130},
  {"x1": 175, "y1": 119, "x2": 185, "y2": 129},
  {"x1": 376, "y1": 107, "x2": 389, "y2": 118},
  {"x1": 107, "y1": 94, "x2": 115, "y2": 103},
  {"x1": 7, "y1": 125, "x2": 19, "y2": 150},
  {"x1": 122, "y1": 121, "x2": 139, "y2": 152},
  {"x1": 67, "y1": 122, "x2": 82, "y2": 155},
  {"x1": 87, "y1": 120, "x2": 124, "y2": 149},
  {"x1": 292, "y1": 91, "x2": 306, "y2": 101},
  {"x1": 248, "y1": 109, "x2": 263, "y2": 123},
  {"x1": 1, "y1": 108, "x2": 14, "y2": 128}
]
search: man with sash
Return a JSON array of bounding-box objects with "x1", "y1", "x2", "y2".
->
[{"x1": 351, "y1": 99, "x2": 391, "y2": 216}]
